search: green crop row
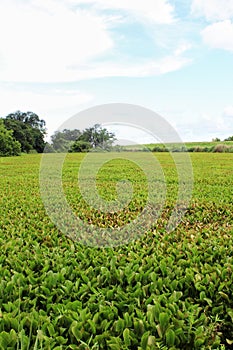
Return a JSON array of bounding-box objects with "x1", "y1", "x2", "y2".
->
[{"x1": 0, "y1": 153, "x2": 232, "y2": 349}]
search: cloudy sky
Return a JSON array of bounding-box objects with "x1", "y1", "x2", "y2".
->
[{"x1": 0, "y1": 0, "x2": 233, "y2": 142}]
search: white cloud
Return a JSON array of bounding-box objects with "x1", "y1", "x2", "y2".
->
[
  {"x1": 174, "y1": 43, "x2": 192, "y2": 56},
  {"x1": 177, "y1": 109, "x2": 233, "y2": 141},
  {"x1": 201, "y1": 20, "x2": 233, "y2": 52},
  {"x1": 0, "y1": 0, "x2": 188, "y2": 83},
  {"x1": 64, "y1": 54, "x2": 191, "y2": 80},
  {"x1": 70, "y1": 0, "x2": 175, "y2": 24},
  {"x1": 0, "y1": 0, "x2": 113, "y2": 82},
  {"x1": 224, "y1": 106, "x2": 233, "y2": 117},
  {"x1": 191, "y1": 0, "x2": 233, "y2": 21}
]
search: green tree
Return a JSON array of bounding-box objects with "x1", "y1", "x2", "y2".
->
[
  {"x1": 51, "y1": 129, "x2": 81, "y2": 152},
  {"x1": 79, "y1": 124, "x2": 116, "y2": 150},
  {"x1": 50, "y1": 125, "x2": 115, "y2": 152},
  {"x1": 3, "y1": 111, "x2": 46, "y2": 153},
  {"x1": 43, "y1": 142, "x2": 55, "y2": 153},
  {"x1": 224, "y1": 136, "x2": 233, "y2": 141},
  {"x1": 212, "y1": 137, "x2": 221, "y2": 142},
  {"x1": 6, "y1": 111, "x2": 46, "y2": 132},
  {"x1": 0, "y1": 119, "x2": 21, "y2": 156},
  {"x1": 70, "y1": 140, "x2": 91, "y2": 153}
]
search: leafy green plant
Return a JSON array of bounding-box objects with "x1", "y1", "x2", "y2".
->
[{"x1": 0, "y1": 153, "x2": 232, "y2": 349}]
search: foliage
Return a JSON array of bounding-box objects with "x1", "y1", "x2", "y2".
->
[
  {"x1": 78, "y1": 124, "x2": 116, "y2": 150},
  {"x1": 0, "y1": 153, "x2": 232, "y2": 349},
  {"x1": 213, "y1": 144, "x2": 232, "y2": 153},
  {"x1": 0, "y1": 119, "x2": 21, "y2": 156},
  {"x1": 122, "y1": 141, "x2": 233, "y2": 153},
  {"x1": 69, "y1": 140, "x2": 91, "y2": 153},
  {"x1": 3, "y1": 111, "x2": 46, "y2": 153},
  {"x1": 224, "y1": 136, "x2": 233, "y2": 141},
  {"x1": 212, "y1": 138, "x2": 221, "y2": 142},
  {"x1": 5, "y1": 110, "x2": 46, "y2": 131},
  {"x1": 50, "y1": 125, "x2": 116, "y2": 152},
  {"x1": 43, "y1": 142, "x2": 55, "y2": 153},
  {"x1": 51, "y1": 129, "x2": 81, "y2": 152}
]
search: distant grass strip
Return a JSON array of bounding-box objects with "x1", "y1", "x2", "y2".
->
[{"x1": 115, "y1": 141, "x2": 233, "y2": 153}]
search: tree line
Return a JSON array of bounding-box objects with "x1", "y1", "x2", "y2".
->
[
  {"x1": 47, "y1": 124, "x2": 116, "y2": 153},
  {"x1": 0, "y1": 111, "x2": 46, "y2": 156},
  {"x1": 1, "y1": 110, "x2": 233, "y2": 157},
  {"x1": 0, "y1": 111, "x2": 116, "y2": 156}
]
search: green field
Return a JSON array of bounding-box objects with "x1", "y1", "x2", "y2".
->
[
  {"x1": 0, "y1": 153, "x2": 232, "y2": 349},
  {"x1": 146, "y1": 141, "x2": 233, "y2": 149},
  {"x1": 122, "y1": 141, "x2": 233, "y2": 152}
]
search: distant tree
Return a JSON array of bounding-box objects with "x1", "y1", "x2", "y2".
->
[
  {"x1": 43, "y1": 142, "x2": 55, "y2": 153},
  {"x1": 6, "y1": 111, "x2": 46, "y2": 132},
  {"x1": 79, "y1": 124, "x2": 116, "y2": 150},
  {"x1": 70, "y1": 140, "x2": 91, "y2": 153},
  {"x1": 51, "y1": 129, "x2": 81, "y2": 152},
  {"x1": 212, "y1": 137, "x2": 221, "y2": 142},
  {"x1": 224, "y1": 136, "x2": 233, "y2": 141},
  {"x1": 0, "y1": 119, "x2": 21, "y2": 156},
  {"x1": 50, "y1": 126, "x2": 115, "y2": 152},
  {"x1": 61, "y1": 129, "x2": 82, "y2": 141},
  {"x1": 3, "y1": 111, "x2": 46, "y2": 153}
]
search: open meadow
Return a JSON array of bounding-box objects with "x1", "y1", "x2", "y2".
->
[{"x1": 0, "y1": 153, "x2": 232, "y2": 349}]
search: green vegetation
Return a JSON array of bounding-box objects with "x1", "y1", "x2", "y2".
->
[
  {"x1": 0, "y1": 120, "x2": 21, "y2": 156},
  {"x1": 123, "y1": 141, "x2": 233, "y2": 153},
  {"x1": 50, "y1": 125, "x2": 116, "y2": 153},
  {"x1": 50, "y1": 129, "x2": 82, "y2": 153},
  {"x1": 1, "y1": 110, "x2": 233, "y2": 156},
  {"x1": 3, "y1": 111, "x2": 46, "y2": 154},
  {"x1": 0, "y1": 153, "x2": 232, "y2": 349},
  {"x1": 0, "y1": 113, "x2": 116, "y2": 156}
]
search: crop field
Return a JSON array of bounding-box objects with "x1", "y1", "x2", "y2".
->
[
  {"x1": 146, "y1": 141, "x2": 233, "y2": 150},
  {"x1": 124, "y1": 141, "x2": 233, "y2": 152},
  {"x1": 0, "y1": 153, "x2": 232, "y2": 349}
]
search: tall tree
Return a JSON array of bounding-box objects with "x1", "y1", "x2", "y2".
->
[
  {"x1": 6, "y1": 111, "x2": 46, "y2": 132},
  {"x1": 51, "y1": 129, "x2": 81, "y2": 152},
  {"x1": 0, "y1": 119, "x2": 21, "y2": 156},
  {"x1": 3, "y1": 111, "x2": 46, "y2": 153},
  {"x1": 79, "y1": 124, "x2": 116, "y2": 150},
  {"x1": 50, "y1": 125, "x2": 116, "y2": 152},
  {"x1": 224, "y1": 136, "x2": 233, "y2": 141}
]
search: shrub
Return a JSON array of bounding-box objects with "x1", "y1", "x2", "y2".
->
[
  {"x1": 213, "y1": 144, "x2": 229, "y2": 153},
  {"x1": 70, "y1": 140, "x2": 91, "y2": 153},
  {"x1": 193, "y1": 146, "x2": 205, "y2": 152}
]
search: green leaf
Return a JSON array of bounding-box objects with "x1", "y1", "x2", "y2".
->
[
  {"x1": 47, "y1": 323, "x2": 56, "y2": 337},
  {"x1": 218, "y1": 291, "x2": 230, "y2": 302},
  {"x1": 134, "y1": 319, "x2": 144, "y2": 336},
  {"x1": 123, "y1": 328, "x2": 131, "y2": 347},
  {"x1": 141, "y1": 331, "x2": 150, "y2": 350},
  {"x1": 200, "y1": 291, "x2": 206, "y2": 301},
  {"x1": 87, "y1": 319, "x2": 96, "y2": 334},
  {"x1": 0, "y1": 332, "x2": 11, "y2": 348},
  {"x1": 165, "y1": 329, "x2": 176, "y2": 347},
  {"x1": 147, "y1": 335, "x2": 156, "y2": 347},
  {"x1": 159, "y1": 312, "x2": 170, "y2": 333},
  {"x1": 70, "y1": 321, "x2": 81, "y2": 341},
  {"x1": 115, "y1": 319, "x2": 125, "y2": 334}
]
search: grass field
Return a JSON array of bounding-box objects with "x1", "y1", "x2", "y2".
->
[
  {"x1": 146, "y1": 141, "x2": 233, "y2": 149},
  {"x1": 123, "y1": 141, "x2": 233, "y2": 152},
  {"x1": 0, "y1": 153, "x2": 232, "y2": 349}
]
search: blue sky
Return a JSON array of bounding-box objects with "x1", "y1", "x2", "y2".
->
[{"x1": 0, "y1": 0, "x2": 233, "y2": 142}]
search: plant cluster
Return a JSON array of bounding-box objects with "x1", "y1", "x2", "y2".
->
[
  {"x1": 0, "y1": 111, "x2": 46, "y2": 155},
  {"x1": 0, "y1": 153, "x2": 232, "y2": 349},
  {"x1": 49, "y1": 125, "x2": 116, "y2": 153}
]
